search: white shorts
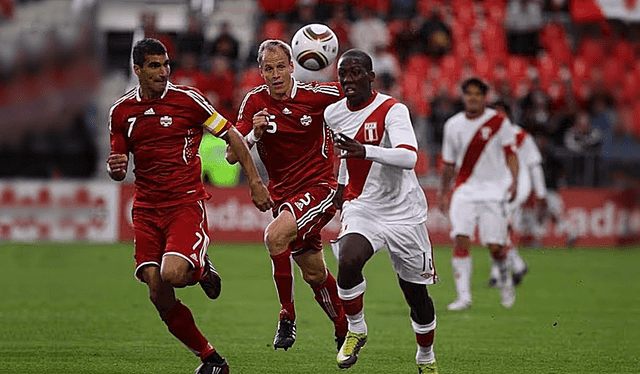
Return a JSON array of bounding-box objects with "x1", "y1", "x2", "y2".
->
[
  {"x1": 332, "y1": 208, "x2": 438, "y2": 285},
  {"x1": 449, "y1": 193, "x2": 508, "y2": 246}
]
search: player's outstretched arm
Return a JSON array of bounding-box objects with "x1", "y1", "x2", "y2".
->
[
  {"x1": 223, "y1": 127, "x2": 273, "y2": 212},
  {"x1": 107, "y1": 154, "x2": 128, "y2": 181}
]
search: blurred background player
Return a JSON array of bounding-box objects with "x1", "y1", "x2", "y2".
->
[
  {"x1": 438, "y1": 77, "x2": 519, "y2": 310},
  {"x1": 226, "y1": 39, "x2": 347, "y2": 351},
  {"x1": 107, "y1": 38, "x2": 272, "y2": 374},
  {"x1": 487, "y1": 100, "x2": 541, "y2": 288},
  {"x1": 326, "y1": 49, "x2": 438, "y2": 374}
]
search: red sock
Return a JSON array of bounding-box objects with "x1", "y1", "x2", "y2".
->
[
  {"x1": 271, "y1": 250, "x2": 295, "y2": 320},
  {"x1": 416, "y1": 330, "x2": 435, "y2": 347},
  {"x1": 312, "y1": 270, "x2": 347, "y2": 335},
  {"x1": 163, "y1": 300, "x2": 213, "y2": 358},
  {"x1": 453, "y1": 245, "x2": 470, "y2": 258},
  {"x1": 341, "y1": 293, "x2": 364, "y2": 316}
]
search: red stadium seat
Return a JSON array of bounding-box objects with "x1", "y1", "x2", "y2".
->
[
  {"x1": 261, "y1": 18, "x2": 287, "y2": 41},
  {"x1": 400, "y1": 73, "x2": 429, "y2": 117},
  {"x1": 602, "y1": 57, "x2": 624, "y2": 86},
  {"x1": 572, "y1": 56, "x2": 591, "y2": 82},
  {"x1": 507, "y1": 56, "x2": 528, "y2": 81},
  {"x1": 406, "y1": 54, "x2": 432, "y2": 76},
  {"x1": 578, "y1": 37, "x2": 605, "y2": 66},
  {"x1": 612, "y1": 39, "x2": 635, "y2": 68}
]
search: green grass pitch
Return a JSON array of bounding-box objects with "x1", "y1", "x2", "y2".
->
[{"x1": 1, "y1": 242, "x2": 638, "y2": 373}]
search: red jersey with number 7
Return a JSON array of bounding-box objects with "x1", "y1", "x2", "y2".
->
[
  {"x1": 236, "y1": 78, "x2": 342, "y2": 202},
  {"x1": 109, "y1": 82, "x2": 232, "y2": 208}
]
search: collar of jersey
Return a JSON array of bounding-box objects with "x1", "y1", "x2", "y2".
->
[
  {"x1": 347, "y1": 90, "x2": 378, "y2": 112},
  {"x1": 136, "y1": 81, "x2": 170, "y2": 101}
]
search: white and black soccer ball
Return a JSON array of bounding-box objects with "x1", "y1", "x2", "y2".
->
[{"x1": 291, "y1": 24, "x2": 339, "y2": 71}]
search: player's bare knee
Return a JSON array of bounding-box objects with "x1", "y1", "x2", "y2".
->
[
  {"x1": 264, "y1": 228, "x2": 294, "y2": 256},
  {"x1": 301, "y1": 267, "x2": 326, "y2": 285},
  {"x1": 160, "y1": 267, "x2": 189, "y2": 288}
]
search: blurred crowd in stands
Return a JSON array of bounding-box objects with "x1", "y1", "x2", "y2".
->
[{"x1": 1, "y1": 0, "x2": 640, "y2": 192}]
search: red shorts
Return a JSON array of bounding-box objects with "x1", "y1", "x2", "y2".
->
[
  {"x1": 132, "y1": 200, "x2": 210, "y2": 281},
  {"x1": 275, "y1": 184, "x2": 337, "y2": 255}
]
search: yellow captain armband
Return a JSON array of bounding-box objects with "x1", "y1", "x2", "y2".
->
[{"x1": 203, "y1": 111, "x2": 229, "y2": 136}]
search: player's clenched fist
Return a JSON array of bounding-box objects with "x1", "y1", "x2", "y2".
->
[
  {"x1": 107, "y1": 154, "x2": 128, "y2": 181},
  {"x1": 252, "y1": 108, "x2": 272, "y2": 138}
]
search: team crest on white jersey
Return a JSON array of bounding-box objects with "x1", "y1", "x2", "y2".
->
[
  {"x1": 300, "y1": 114, "x2": 312, "y2": 126},
  {"x1": 160, "y1": 115, "x2": 172, "y2": 127},
  {"x1": 364, "y1": 122, "x2": 378, "y2": 142}
]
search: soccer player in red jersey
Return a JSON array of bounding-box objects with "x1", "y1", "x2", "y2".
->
[
  {"x1": 227, "y1": 39, "x2": 347, "y2": 351},
  {"x1": 107, "y1": 38, "x2": 272, "y2": 374}
]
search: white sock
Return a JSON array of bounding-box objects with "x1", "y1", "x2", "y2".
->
[
  {"x1": 347, "y1": 310, "x2": 367, "y2": 334},
  {"x1": 508, "y1": 248, "x2": 527, "y2": 273},
  {"x1": 451, "y1": 256, "x2": 472, "y2": 301},
  {"x1": 493, "y1": 258, "x2": 509, "y2": 285},
  {"x1": 490, "y1": 261, "x2": 500, "y2": 280},
  {"x1": 416, "y1": 344, "x2": 435, "y2": 364}
]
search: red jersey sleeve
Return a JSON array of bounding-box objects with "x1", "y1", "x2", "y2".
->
[
  {"x1": 235, "y1": 88, "x2": 260, "y2": 136},
  {"x1": 109, "y1": 103, "x2": 128, "y2": 156}
]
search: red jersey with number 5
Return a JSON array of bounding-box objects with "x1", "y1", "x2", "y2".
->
[
  {"x1": 236, "y1": 78, "x2": 342, "y2": 202},
  {"x1": 109, "y1": 82, "x2": 231, "y2": 208}
]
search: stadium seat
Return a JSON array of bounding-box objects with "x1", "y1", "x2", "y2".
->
[
  {"x1": 406, "y1": 53, "x2": 432, "y2": 76},
  {"x1": 612, "y1": 39, "x2": 635, "y2": 68},
  {"x1": 261, "y1": 18, "x2": 287, "y2": 41},
  {"x1": 507, "y1": 55, "x2": 528, "y2": 81},
  {"x1": 400, "y1": 72, "x2": 429, "y2": 117},
  {"x1": 578, "y1": 37, "x2": 605, "y2": 66}
]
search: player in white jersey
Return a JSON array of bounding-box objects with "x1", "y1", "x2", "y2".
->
[
  {"x1": 325, "y1": 50, "x2": 438, "y2": 374},
  {"x1": 437, "y1": 77, "x2": 519, "y2": 310},
  {"x1": 487, "y1": 101, "x2": 545, "y2": 287}
]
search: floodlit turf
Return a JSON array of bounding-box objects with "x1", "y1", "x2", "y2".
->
[{"x1": 1, "y1": 242, "x2": 638, "y2": 373}]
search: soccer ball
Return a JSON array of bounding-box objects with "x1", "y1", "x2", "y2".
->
[{"x1": 291, "y1": 24, "x2": 339, "y2": 71}]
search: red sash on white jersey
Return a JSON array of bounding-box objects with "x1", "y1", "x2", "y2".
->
[
  {"x1": 344, "y1": 97, "x2": 398, "y2": 201},
  {"x1": 454, "y1": 113, "x2": 505, "y2": 189}
]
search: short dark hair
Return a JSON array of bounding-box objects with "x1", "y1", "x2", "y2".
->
[
  {"x1": 339, "y1": 49, "x2": 373, "y2": 72},
  {"x1": 461, "y1": 77, "x2": 489, "y2": 95},
  {"x1": 492, "y1": 99, "x2": 511, "y2": 118},
  {"x1": 132, "y1": 38, "x2": 167, "y2": 67},
  {"x1": 257, "y1": 39, "x2": 292, "y2": 68}
]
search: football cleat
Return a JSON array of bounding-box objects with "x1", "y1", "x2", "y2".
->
[
  {"x1": 512, "y1": 266, "x2": 528, "y2": 287},
  {"x1": 500, "y1": 278, "x2": 515, "y2": 308},
  {"x1": 488, "y1": 277, "x2": 498, "y2": 288},
  {"x1": 418, "y1": 361, "x2": 438, "y2": 374},
  {"x1": 194, "y1": 358, "x2": 229, "y2": 374},
  {"x1": 199, "y1": 255, "x2": 222, "y2": 300},
  {"x1": 337, "y1": 331, "x2": 367, "y2": 369},
  {"x1": 447, "y1": 298, "x2": 471, "y2": 311},
  {"x1": 273, "y1": 317, "x2": 296, "y2": 350}
]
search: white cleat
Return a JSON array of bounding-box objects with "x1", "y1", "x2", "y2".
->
[
  {"x1": 500, "y1": 280, "x2": 515, "y2": 308},
  {"x1": 447, "y1": 298, "x2": 471, "y2": 311}
]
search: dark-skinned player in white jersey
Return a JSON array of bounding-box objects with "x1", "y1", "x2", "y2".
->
[{"x1": 325, "y1": 49, "x2": 439, "y2": 373}]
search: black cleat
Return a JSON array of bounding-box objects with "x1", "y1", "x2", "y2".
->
[
  {"x1": 194, "y1": 358, "x2": 229, "y2": 374},
  {"x1": 200, "y1": 255, "x2": 222, "y2": 300},
  {"x1": 512, "y1": 266, "x2": 528, "y2": 287},
  {"x1": 488, "y1": 277, "x2": 498, "y2": 288},
  {"x1": 273, "y1": 317, "x2": 296, "y2": 350}
]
